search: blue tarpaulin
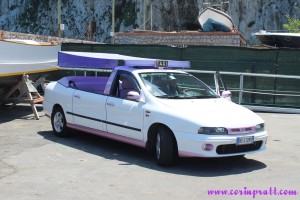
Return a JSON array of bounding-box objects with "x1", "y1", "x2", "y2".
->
[{"x1": 58, "y1": 51, "x2": 190, "y2": 69}]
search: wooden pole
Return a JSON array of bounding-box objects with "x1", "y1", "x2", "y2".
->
[
  {"x1": 143, "y1": 0, "x2": 146, "y2": 30},
  {"x1": 58, "y1": 0, "x2": 61, "y2": 38},
  {"x1": 111, "y1": 0, "x2": 115, "y2": 44}
]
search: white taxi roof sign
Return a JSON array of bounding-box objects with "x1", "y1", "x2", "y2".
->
[{"x1": 156, "y1": 60, "x2": 168, "y2": 68}]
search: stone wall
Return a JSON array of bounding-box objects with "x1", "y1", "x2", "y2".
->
[
  {"x1": 1, "y1": 30, "x2": 246, "y2": 47},
  {"x1": 0, "y1": 30, "x2": 100, "y2": 44},
  {"x1": 114, "y1": 31, "x2": 247, "y2": 47}
]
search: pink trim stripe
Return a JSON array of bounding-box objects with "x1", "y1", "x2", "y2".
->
[
  {"x1": 67, "y1": 123, "x2": 146, "y2": 148},
  {"x1": 178, "y1": 151, "x2": 206, "y2": 158},
  {"x1": 228, "y1": 126, "x2": 256, "y2": 134}
]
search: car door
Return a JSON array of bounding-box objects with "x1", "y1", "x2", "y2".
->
[
  {"x1": 214, "y1": 71, "x2": 227, "y2": 95},
  {"x1": 214, "y1": 71, "x2": 232, "y2": 100},
  {"x1": 105, "y1": 72, "x2": 144, "y2": 140},
  {"x1": 72, "y1": 89, "x2": 107, "y2": 131}
]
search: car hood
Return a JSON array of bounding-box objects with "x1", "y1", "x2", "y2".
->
[{"x1": 156, "y1": 98, "x2": 263, "y2": 128}]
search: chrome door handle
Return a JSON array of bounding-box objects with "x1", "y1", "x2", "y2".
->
[
  {"x1": 106, "y1": 102, "x2": 115, "y2": 106},
  {"x1": 74, "y1": 94, "x2": 80, "y2": 99}
]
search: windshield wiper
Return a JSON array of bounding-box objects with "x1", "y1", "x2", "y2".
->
[
  {"x1": 156, "y1": 95, "x2": 184, "y2": 99},
  {"x1": 156, "y1": 95, "x2": 218, "y2": 99},
  {"x1": 186, "y1": 95, "x2": 218, "y2": 99}
]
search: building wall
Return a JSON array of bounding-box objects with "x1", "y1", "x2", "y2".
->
[{"x1": 114, "y1": 31, "x2": 247, "y2": 47}]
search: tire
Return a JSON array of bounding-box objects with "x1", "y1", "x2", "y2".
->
[
  {"x1": 227, "y1": 154, "x2": 245, "y2": 161},
  {"x1": 155, "y1": 126, "x2": 177, "y2": 166},
  {"x1": 233, "y1": 154, "x2": 245, "y2": 159},
  {"x1": 51, "y1": 107, "x2": 69, "y2": 137}
]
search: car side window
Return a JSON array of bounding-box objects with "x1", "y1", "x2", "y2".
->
[{"x1": 111, "y1": 73, "x2": 139, "y2": 99}]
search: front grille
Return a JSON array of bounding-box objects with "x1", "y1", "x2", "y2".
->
[
  {"x1": 216, "y1": 141, "x2": 263, "y2": 154},
  {"x1": 228, "y1": 126, "x2": 255, "y2": 134}
]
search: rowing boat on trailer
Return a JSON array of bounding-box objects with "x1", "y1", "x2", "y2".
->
[{"x1": 0, "y1": 38, "x2": 60, "y2": 119}]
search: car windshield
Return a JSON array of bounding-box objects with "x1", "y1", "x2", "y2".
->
[{"x1": 139, "y1": 72, "x2": 219, "y2": 99}]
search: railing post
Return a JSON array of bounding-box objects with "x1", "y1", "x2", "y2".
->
[
  {"x1": 239, "y1": 74, "x2": 244, "y2": 104},
  {"x1": 214, "y1": 73, "x2": 220, "y2": 96}
]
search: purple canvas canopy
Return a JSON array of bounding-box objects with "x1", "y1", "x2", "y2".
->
[{"x1": 58, "y1": 51, "x2": 190, "y2": 69}]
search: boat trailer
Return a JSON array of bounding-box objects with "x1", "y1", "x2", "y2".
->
[{"x1": 0, "y1": 75, "x2": 45, "y2": 120}]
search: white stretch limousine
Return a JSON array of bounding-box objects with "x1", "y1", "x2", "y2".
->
[{"x1": 44, "y1": 52, "x2": 268, "y2": 166}]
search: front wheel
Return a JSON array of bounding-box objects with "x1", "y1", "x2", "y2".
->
[
  {"x1": 51, "y1": 107, "x2": 69, "y2": 137},
  {"x1": 155, "y1": 126, "x2": 177, "y2": 166},
  {"x1": 232, "y1": 154, "x2": 245, "y2": 159}
]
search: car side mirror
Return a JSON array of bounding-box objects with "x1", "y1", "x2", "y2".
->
[
  {"x1": 221, "y1": 90, "x2": 232, "y2": 101},
  {"x1": 127, "y1": 91, "x2": 141, "y2": 101}
]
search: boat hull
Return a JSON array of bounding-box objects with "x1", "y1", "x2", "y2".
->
[
  {"x1": 0, "y1": 40, "x2": 60, "y2": 77},
  {"x1": 255, "y1": 32, "x2": 300, "y2": 48},
  {"x1": 0, "y1": 39, "x2": 60, "y2": 97},
  {"x1": 198, "y1": 7, "x2": 234, "y2": 32}
]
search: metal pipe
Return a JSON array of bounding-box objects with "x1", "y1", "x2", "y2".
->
[
  {"x1": 184, "y1": 70, "x2": 300, "y2": 79},
  {"x1": 214, "y1": 73, "x2": 220, "y2": 96},
  {"x1": 239, "y1": 74, "x2": 244, "y2": 104}
]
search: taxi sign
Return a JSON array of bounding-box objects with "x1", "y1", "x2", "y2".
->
[{"x1": 156, "y1": 60, "x2": 168, "y2": 68}]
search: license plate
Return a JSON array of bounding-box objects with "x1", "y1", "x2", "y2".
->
[{"x1": 236, "y1": 136, "x2": 254, "y2": 145}]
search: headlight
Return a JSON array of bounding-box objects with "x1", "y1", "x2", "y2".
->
[
  {"x1": 255, "y1": 123, "x2": 265, "y2": 132},
  {"x1": 198, "y1": 127, "x2": 228, "y2": 134}
]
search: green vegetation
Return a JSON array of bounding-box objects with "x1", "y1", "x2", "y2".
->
[
  {"x1": 18, "y1": 3, "x2": 39, "y2": 32},
  {"x1": 283, "y1": 15, "x2": 300, "y2": 33}
]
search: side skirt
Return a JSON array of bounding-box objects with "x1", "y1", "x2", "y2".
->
[{"x1": 67, "y1": 123, "x2": 146, "y2": 148}]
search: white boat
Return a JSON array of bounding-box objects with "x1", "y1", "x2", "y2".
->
[
  {"x1": 0, "y1": 39, "x2": 60, "y2": 77},
  {"x1": 0, "y1": 38, "x2": 60, "y2": 97},
  {"x1": 198, "y1": 7, "x2": 235, "y2": 32},
  {"x1": 255, "y1": 30, "x2": 300, "y2": 48}
]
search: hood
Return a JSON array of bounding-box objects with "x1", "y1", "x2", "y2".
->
[{"x1": 156, "y1": 98, "x2": 263, "y2": 128}]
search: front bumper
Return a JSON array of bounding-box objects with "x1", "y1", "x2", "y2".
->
[{"x1": 175, "y1": 131, "x2": 268, "y2": 158}]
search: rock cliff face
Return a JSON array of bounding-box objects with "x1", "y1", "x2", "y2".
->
[
  {"x1": 1, "y1": 0, "x2": 299, "y2": 45},
  {"x1": 228, "y1": 0, "x2": 300, "y2": 44}
]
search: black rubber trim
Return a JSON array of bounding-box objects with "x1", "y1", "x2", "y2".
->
[
  {"x1": 66, "y1": 111, "x2": 141, "y2": 132},
  {"x1": 67, "y1": 112, "x2": 104, "y2": 122}
]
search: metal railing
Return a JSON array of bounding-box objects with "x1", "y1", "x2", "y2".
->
[
  {"x1": 59, "y1": 67, "x2": 112, "y2": 76},
  {"x1": 185, "y1": 70, "x2": 300, "y2": 113},
  {"x1": 185, "y1": 70, "x2": 300, "y2": 102}
]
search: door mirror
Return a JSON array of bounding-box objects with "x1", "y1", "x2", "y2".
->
[
  {"x1": 221, "y1": 90, "x2": 232, "y2": 101},
  {"x1": 127, "y1": 91, "x2": 141, "y2": 101}
]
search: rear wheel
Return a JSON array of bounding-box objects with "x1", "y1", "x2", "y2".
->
[
  {"x1": 51, "y1": 107, "x2": 69, "y2": 137},
  {"x1": 155, "y1": 126, "x2": 177, "y2": 166}
]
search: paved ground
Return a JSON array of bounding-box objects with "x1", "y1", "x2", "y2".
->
[{"x1": 0, "y1": 104, "x2": 299, "y2": 200}]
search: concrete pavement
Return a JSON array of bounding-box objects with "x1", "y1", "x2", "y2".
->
[{"x1": 0, "y1": 104, "x2": 299, "y2": 200}]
